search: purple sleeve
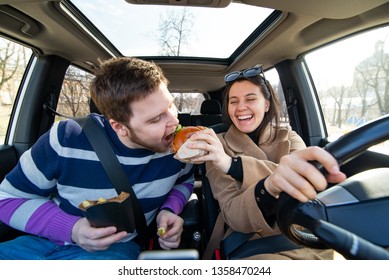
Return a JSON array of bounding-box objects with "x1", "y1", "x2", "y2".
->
[
  {"x1": 26, "y1": 201, "x2": 81, "y2": 244},
  {"x1": 160, "y1": 180, "x2": 194, "y2": 215},
  {"x1": 0, "y1": 198, "x2": 81, "y2": 245}
]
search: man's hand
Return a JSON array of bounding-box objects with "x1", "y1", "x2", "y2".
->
[
  {"x1": 71, "y1": 218, "x2": 128, "y2": 252},
  {"x1": 156, "y1": 209, "x2": 184, "y2": 250}
]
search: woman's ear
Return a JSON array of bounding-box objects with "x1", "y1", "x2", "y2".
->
[
  {"x1": 109, "y1": 119, "x2": 129, "y2": 137},
  {"x1": 265, "y1": 100, "x2": 270, "y2": 112}
]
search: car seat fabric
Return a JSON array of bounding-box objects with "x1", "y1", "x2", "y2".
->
[
  {"x1": 178, "y1": 113, "x2": 191, "y2": 126},
  {"x1": 200, "y1": 99, "x2": 221, "y2": 115},
  {"x1": 192, "y1": 99, "x2": 222, "y2": 127},
  {"x1": 89, "y1": 99, "x2": 100, "y2": 114}
]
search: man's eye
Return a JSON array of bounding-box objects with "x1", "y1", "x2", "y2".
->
[{"x1": 151, "y1": 116, "x2": 162, "y2": 123}]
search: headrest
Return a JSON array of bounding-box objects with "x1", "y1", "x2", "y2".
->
[{"x1": 200, "y1": 99, "x2": 221, "y2": 115}]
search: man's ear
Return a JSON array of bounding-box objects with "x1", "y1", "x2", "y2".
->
[{"x1": 109, "y1": 119, "x2": 129, "y2": 137}]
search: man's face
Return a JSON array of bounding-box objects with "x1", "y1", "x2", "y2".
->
[{"x1": 120, "y1": 83, "x2": 179, "y2": 153}]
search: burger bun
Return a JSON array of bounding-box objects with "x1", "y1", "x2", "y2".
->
[{"x1": 170, "y1": 126, "x2": 207, "y2": 163}]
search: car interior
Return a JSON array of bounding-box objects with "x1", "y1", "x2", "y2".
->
[{"x1": 0, "y1": 0, "x2": 389, "y2": 260}]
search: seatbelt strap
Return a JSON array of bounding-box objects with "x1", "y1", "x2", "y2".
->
[
  {"x1": 285, "y1": 88, "x2": 303, "y2": 137},
  {"x1": 202, "y1": 212, "x2": 225, "y2": 260},
  {"x1": 74, "y1": 116, "x2": 148, "y2": 248},
  {"x1": 221, "y1": 231, "x2": 254, "y2": 256},
  {"x1": 203, "y1": 211, "x2": 301, "y2": 260},
  {"x1": 223, "y1": 231, "x2": 302, "y2": 260}
]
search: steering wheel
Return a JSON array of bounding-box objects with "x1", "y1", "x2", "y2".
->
[{"x1": 276, "y1": 114, "x2": 389, "y2": 259}]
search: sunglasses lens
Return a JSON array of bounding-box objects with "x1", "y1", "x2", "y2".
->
[
  {"x1": 224, "y1": 66, "x2": 264, "y2": 84},
  {"x1": 243, "y1": 67, "x2": 262, "y2": 78},
  {"x1": 224, "y1": 72, "x2": 241, "y2": 83}
]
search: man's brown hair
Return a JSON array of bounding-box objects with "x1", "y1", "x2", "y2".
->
[{"x1": 90, "y1": 57, "x2": 169, "y2": 123}]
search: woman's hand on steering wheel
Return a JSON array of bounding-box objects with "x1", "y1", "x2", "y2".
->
[{"x1": 264, "y1": 146, "x2": 346, "y2": 202}]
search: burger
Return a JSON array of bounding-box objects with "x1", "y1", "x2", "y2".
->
[{"x1": 170, "y1": 125, "x2": 207, "y2": 162}]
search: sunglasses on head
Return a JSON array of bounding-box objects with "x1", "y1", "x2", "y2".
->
[{"x1": 224, "y1": 65, "x2": 267, "y2": 84}]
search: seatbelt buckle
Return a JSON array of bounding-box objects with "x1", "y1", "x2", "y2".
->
[{"x1": 214, "y1": 249, "x2": 222, "y2": 260}]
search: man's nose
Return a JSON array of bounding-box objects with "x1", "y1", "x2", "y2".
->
[{"x1": 168, "y1": 110, "x2": 179, "y2": 127}]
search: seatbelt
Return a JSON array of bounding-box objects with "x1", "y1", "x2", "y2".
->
[
  {"x1": 202, "y1": 212, "x2": 225, "y2": 260},
  {"x1": 203, "y1": 212, "x2": 302, "y2": 260},
  {"x1": 285, "y1": 88, "x2": 303, "y2": 137},
  {"x1": 74, "y1": 116, "x2": 148, "y2": 248},
  {"x1": 222, "y1": 231, "x2": 302, "y2": 260}
]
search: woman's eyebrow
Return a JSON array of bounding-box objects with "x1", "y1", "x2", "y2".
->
[{"x1": 229, "y1": 92, "x2": 257, "y2": 100}]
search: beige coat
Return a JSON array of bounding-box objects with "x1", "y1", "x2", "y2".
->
[{"x1": 205, "y1": 125, "x2": 333, "y2": 260}]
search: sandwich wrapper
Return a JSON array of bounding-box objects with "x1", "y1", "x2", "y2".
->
[
  {"x1": 78, "y1": 192, "x2": 136, "y2": 233},
  {"x1": 173, "y1": 138, "x2": 207, "y2": 163}
]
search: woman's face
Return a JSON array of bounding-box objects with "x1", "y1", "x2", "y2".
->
[{"x1": 228, "y1": 80, "x2": 270, "y2": 134}]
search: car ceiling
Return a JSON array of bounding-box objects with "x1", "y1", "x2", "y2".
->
[{"x1": 0, "y1": 0, "x2": 388, "y2": 93}]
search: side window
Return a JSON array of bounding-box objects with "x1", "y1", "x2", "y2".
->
[
  {"x1": 265, "y1": 68, "x2": 289, "y2": 125},
  {"x1": 55, "y1": 65, "x2": 95, "y2": 122},
  {"x1": 305, "y1": 25, "x2": 389, "y2": 154},
  {"x1": 172, "y1": 92, "x2": 206, "y2": 114},
  {"x1": 0, "y1": 37, "x2": 33, "y2": 143}
]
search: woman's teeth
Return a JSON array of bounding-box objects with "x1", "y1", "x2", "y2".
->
[{"x1": 237, "y1": 115, "x2": 253, "y2": 120}]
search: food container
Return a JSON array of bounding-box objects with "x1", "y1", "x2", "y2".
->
[{"x1": 78, "y1": 192, "x2": 136, "y2": 233}]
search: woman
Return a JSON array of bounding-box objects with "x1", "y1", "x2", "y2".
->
[{"x1": 189, "y1": 66, "x2": 346, "y2": 259}]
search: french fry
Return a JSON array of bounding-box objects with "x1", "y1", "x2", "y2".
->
[
  {"x1": 82, "y1": 200, "x2": 91, "y2": 208},
  {"x1": 157, "y1": 227, "x2": 166, "y2": 237}
]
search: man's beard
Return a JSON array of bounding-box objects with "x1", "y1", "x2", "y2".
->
[{"x1": 127, "y1": 126, "x2": 167, "y2": 153}]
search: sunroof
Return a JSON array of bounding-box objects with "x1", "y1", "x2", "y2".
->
[{"x1": 69, "y1": 0, "x2": 274, "y2": 59}]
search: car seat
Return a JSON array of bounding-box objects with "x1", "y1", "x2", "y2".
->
[{"x1": 192, "y1": 99, "x2": 222, "y2": 127}]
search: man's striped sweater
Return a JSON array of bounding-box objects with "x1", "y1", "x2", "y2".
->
[{"x1": 0, "y1": 114, "x2": 194, "y2": 245}]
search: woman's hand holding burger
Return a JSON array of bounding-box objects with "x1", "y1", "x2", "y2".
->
[
  {"x1": 170, "y1": 125, "x2": 208, "y2": 162},
  {"x1": 172, "y1": 126, "x2": 232, "y2": 173}
]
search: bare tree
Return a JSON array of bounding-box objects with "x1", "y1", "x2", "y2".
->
[
  {"x1": 172, "y1": 92, "x2": 204, "y2": 113},
  {"x1": 353, "y1": 40, "x2": 389, "y2": 117},
  {"x1": 326, "y1": 85, "x2": 351, "y2": 128},
  {"x1": 0, "y1": 39, "x2": 29, "y2": 103},
  {"x1": 0, "y1": 40, "x2": 19, "y2": 92},
  {"x1": 353, "y1": 65, "x2": 378, "y2": 118},
  {"x1": 58, "y1": 66, "x2": 93, "y2": 117},
  {"x1": 0, "y1": 38, "x2": 31, "y2": 108},
  {"x1": 158, "y1": 8, "x2": 195, "y2": 56}
]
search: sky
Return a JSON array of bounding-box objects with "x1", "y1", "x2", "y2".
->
[
  {"x1": 71, "y1": 0, "x2": 274, "y2": 58},
  {"x1": 305, "y1": 26, "x2": 389, "y2": 89}
]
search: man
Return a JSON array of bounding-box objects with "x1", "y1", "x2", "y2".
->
[{"x1": 0, "y1": 57, "x2": 194, "y2": 259}]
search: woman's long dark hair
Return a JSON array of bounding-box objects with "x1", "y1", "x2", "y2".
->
[{"x1": 221, "y1": 76, "x2": 281, "y2": 144}]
